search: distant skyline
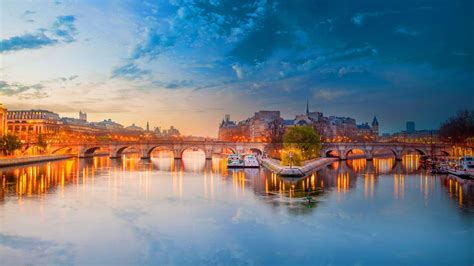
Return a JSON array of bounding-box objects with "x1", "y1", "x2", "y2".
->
[{"x1": 1, "y1": 0, "x2": 473, "y2": 136}]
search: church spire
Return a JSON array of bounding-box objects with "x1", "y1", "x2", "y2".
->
[{"x1": 306, "y1": 99, "x2": 309, "y2": 115}]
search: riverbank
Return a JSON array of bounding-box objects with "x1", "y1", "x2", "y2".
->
[
  {"x1": 260, "y1": 157, "x2": 338, "y2": 177},
  {"x1": 0, "y1": 154, "x2": 74, "y2": 168}
]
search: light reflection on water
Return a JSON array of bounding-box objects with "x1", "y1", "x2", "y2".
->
[{"x1": 0, "y1": 151, "x2": 473, "y2": 265}]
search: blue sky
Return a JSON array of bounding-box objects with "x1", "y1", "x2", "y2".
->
[{"x1": 1, "y1": 0, "x2": 473, "y2": 136}]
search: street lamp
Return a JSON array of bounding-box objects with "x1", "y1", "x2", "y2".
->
[{"x1": 289, "y1": 151, "x2": 293, "y2": 168}]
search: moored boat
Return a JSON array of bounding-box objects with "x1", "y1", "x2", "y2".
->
[
  {"x1": 243, "y1": 155, "x2": 260, "y2": 168},
  {"x1": 447, "y1": 156, "x2": 474, "y2": 178},
  {"x1": 432, "y1": 161, "x2": 449, "y2": 174},
  {"x1": 227, "y1": 154, "x2": 244, "y2": 168}
]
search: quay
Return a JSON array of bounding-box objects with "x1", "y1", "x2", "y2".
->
[
  {"x1": 0, "y1": 154, "x2": 74, "y2": 168},
  {"x1": 260, "y1": 157, "x2": 338, "y2": 177}
]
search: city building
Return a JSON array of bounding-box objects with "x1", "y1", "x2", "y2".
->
[
  {"x1": 0, "y1": 103, "x2": 7, "y2": 136},
  {"x1": 218, "y1": 111, "x2": 284, "y2": 142},
  {"x1": 154, "y1": 126, "x2": 162, "y2": 136},
  {"x1": 406, "y1": 121, "x2": 415, "y2": 134},
  {"x1": 218, "y1": 102, "x2": 379, "y2": 142},
  {"x1": 7, "y1": 109, "x2": 61, "y2": 142},
  {"x1": 90, "y1": 119, "x2": 124, "y2": 131},
  {"x1": 60, "y1": 112, "x2": 104, "y2": 135},
  {"x1": 79, "y1": 110, "x2": 87, "y2": 122},
  {"x1": 162, "y1": 126, "x2": 181, "y2": 137},
  {"x1": 391, "y1": 128, "x2": 439, "y2": 144},
  {"x1": 125, "y1": 123, "x2": 144, "y2": 132},
  {"x1": 218, "y1": 114, "x2": 239, "y2": 140}
]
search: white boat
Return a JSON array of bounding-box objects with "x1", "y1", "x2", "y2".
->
[
  {"x1": 227, "y1": 154, "x2": 244, "y2": 168},
  {"x1": 447, "y1": 156, "x2": 474, "y2": 178},
  {"x1": 243, "y1": 155, "x2": 260, "y2": 168},
  {"x1": 433, "y1": 161, "x2": 449, "y2": 174}
]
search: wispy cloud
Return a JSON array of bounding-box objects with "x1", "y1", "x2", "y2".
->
[
  {"x1": 0, "y1": 15, "x2": 77, "y2": 52},
  {"x1": 0, "y1": 32, "x2": 57, "y2": 52},
  {"x1": 351, "y1": 11, "x2": 397, "y2": 26},
  {"x1": 396, "y1": 27, "x2": 419, "y2": 37},
  {"x1": 111, "y1": 63, "x2": 150, "y2": 80},
  {"x1": 313, "y1": 88, "x2": 353, "y2": 100},
  {"x1": 0, "y1": 80, "x2": 44, "y2": 96},
  {"x1": 152, "y1": 79, "x2": 195, "y2": 89},
  {"x1": 51, "y1": 15, "x2": 77, "y2": 43}
]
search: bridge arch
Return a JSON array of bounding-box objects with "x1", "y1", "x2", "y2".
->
[
  {"x1": 110, "y1": 145, "x2": 141, "y2": 158},
  {"x1": 372, "y1": 147, "x2": 399, "y2": 158},
  {"x1": 143, "y1": 145, "x2": 175, "y2": 159},
  {"x1": 401, "y1": 148, "x2": 427, "y2": 157},
  {"x1": 248, "y1": 148, "x2": 263, "y2": 156},
  {"x1": 220, "y1": 146, "x2": 237, "y2": 154},
  {"x1": 52, "y1": 146, "x2": 73, "y2": 155},
  {"x1": 343, "y1": 148, "x2": 368, "y2": 160},
  {"x1": 80, "y1": 146, "x2": 101, "y2": 158},
  {"x1": 179, "y1": 146, "x2": 208, "y2": 159},
  {"x1": 322, "y1": 149, "x2": 341, "y2": 158},
  {"x1": 438, "y1": 150, "x2": 451, "y2": 157}
]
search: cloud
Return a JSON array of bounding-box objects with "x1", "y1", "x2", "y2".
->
[
  {"x1": 22, "y1": 10, "x2": 36, "y2": 22},
  {"x1": 57, "y1": 75, "x2": 79, "y2": 82},
  {"x1": 121, "y1": 0, "x2": 270, "y2": 62},
  {"x1": 0, "y1": 32, "x2": 57, "y2": 52},
  {"x1": 231, "y1": 64, "x2": 245, "y2": 79},
  {"x1": 152, "y1": 79, "x2": 195, "y2": 89},
  {"x1": 0, "y1": 80, "x2": 46, "y2": 98},
  {"x1": 396, "y1": 27, "x2": 419, "y2": 37},
  {"x1": 111, "y1": 63, "x2": 150, "y2": 80},
  {"x1": 313, "y1": 88, "x2": 352, "y2": 100},
  {"x1": 351, "y1": 11, "x2": 397, "y2": 26},
  {"x1": 23, "y1": 10, "x2": 36, "y2": 16},
  {"x1": 0, "y1": 15, "x2": 77, "y2": 52},
  {"x1": 51, "y1": 15, "x2": 77, "y2": 42}
]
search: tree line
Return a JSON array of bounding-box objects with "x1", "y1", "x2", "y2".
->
[{"x1": 439, "y1": 109, "x2": 474, "y2": 144}]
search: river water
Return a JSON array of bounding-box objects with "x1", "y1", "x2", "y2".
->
[{"x1": 0, "y1": 151, "x2": 472, "y2": 265}]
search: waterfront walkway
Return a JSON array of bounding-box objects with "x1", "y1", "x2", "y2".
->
[
  {"x1": 0, "y1": 154, "x2": 73, "y2": 168},
  {"x1": 260, "y1": 157, "x2": 337, "y2": 177}
]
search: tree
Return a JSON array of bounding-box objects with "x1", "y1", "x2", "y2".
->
[
  {"x1": 1, "y1": 134, "x2": 22, "y2": 156},
  {"x1": 439, "y1": 110, "x2": 474, "y2": 144},
  {"x1": 283, "y1": 125, "x2": 321, "y2": 160},
  {"x1": 269, "y1": 118, "x2": 285, "y2": 143},
  {"x1": 37, "y1": 133, "x2": 47, "y2": 154},
  {"x1": 281, "y1": 148, "x2": 303, "y2": 166}
]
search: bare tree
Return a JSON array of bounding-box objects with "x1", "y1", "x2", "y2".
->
[{"x1": 439, "y1": 109, "x2": 474, "y2": 144}]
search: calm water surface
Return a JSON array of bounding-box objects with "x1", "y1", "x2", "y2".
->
[{"x1": 1, "y1": 152, "x2": 473, "y2": 265}]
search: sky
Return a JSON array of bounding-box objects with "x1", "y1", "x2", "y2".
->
[{"x1": 0, "y1": 0, "x2": 473, "y2": 137}]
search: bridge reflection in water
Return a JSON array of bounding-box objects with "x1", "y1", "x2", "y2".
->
[{"x1": 1, "y1": 152, "x2": 472, "y2": 212}]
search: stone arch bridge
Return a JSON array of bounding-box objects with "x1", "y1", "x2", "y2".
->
[
  {"x1": 42, "y1": 141, "x2": 458, "y2": 161},
  {"x1": 47, "y1": 140, "x2": 268, "y2": 159},
  {"x1": 321, "y1": 142, "x2": 454, "y2": 160}
]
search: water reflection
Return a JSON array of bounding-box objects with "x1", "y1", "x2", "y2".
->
[
  {"x1": 1, "y1": 152, "x2": 472, "y2": 213},
  {"x1": 1, "y1": 151, "x2": 473, "y2": 265}
]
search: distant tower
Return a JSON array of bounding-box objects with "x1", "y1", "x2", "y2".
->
[
  {"x1": 146, "y1": 121, "x2": 150, "y2": 131},
  {"x1": 225, "y1": 114, "x2": 230, "y2": 122},
  {"x1": 79, "y1": 110, "x2": 87, "y2": 122},
  {"x1": 306, "y1": 99, "x2": 309, "y2": 115},
  {"x1": 406, "y1": 121, "x2": 415, "y2": 134},
  {"x1": 371, "y1": 116, "x2": 379, "y2": 137}
]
